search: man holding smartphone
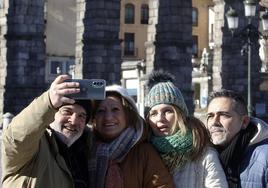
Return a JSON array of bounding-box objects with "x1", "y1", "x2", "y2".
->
[{"x1": 2, "y1": 75, "x2": 92, "y2": 188}]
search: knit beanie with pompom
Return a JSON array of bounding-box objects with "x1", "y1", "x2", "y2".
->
[{"x1": 144, "y1": 70, "x2": 188, "y2": 117}]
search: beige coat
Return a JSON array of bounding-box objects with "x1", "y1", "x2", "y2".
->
[{"x1": 1, "y1": 91, "x2": 92, "y2": 188}]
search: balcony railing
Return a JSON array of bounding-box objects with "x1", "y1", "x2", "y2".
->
[{"x1": 122, "y1": 47, "x2": 138, "y2": 58}]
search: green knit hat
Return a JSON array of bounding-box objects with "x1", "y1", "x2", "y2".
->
[{"x1": 144, "y1": 70, "x2": 188, "y2": 117}]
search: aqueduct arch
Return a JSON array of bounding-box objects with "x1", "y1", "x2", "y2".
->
[{"x1": 0, "y1": 0, "x2": 267, "y2": 118}]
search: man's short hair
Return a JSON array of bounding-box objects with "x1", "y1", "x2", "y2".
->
[
  {"x1": 208, "y1": 89, "x2": 248, "y2": 115},
  {"x1": 73, "y1": 100, "x2": 92, "y2": 123}
]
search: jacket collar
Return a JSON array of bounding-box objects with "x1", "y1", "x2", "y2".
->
[{"x1": 249, "y1": 117, "x2": 268, "y2": 145}]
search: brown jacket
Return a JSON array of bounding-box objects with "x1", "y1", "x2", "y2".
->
[
  {"x1": 91, "y1": 102, "x2": 173, "y2": 187},
  {"x1": 120, "y1": 141, "x2": 174, "y2": 188}
]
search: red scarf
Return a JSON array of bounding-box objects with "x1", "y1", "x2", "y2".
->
[{"x1": 105, "y1": 160, "x2": 123, "y2": 188}]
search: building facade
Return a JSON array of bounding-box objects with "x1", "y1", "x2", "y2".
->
[
  {"x1": 119, "y1": 0, "x2": 149, "y2": 113},
  {"x1": 192, "y1": 0, "x2": 214, "y2": 110}
]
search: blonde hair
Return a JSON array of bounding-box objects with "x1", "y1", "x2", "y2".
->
[
  {"x1": 147, "y1": 105, "x2": 210, "y2": 160},
  {"x1": 187, "y1": 116, "x2": 211, "y2": 160},
  {"x1": 172, "y1": 106, "x2": 187, "y2": 135},
  {"x1": 173, "y1": 107, "x2": 211, "y2": 160}
]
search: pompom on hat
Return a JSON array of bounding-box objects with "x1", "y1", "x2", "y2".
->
[{"x1": 144, "y1": 70, "x2": 189, "y2": 117}]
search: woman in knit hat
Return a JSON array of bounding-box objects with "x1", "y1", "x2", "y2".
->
[
  {"x1": 144, "y1": 70, "x2": 228, "y2": 188},
  {"x1": 88, "y1": 85, "x2": 173, "y2": 188}
]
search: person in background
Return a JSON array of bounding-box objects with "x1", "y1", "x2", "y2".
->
[
  {"x1": 89, "y1": 85, "x2": 173, "y2": 188},
  {"x1": 144, "y1": 70, "x2": 228, "y2": 188},
  {"x1": 206, "y1": 89, "x2": 268, "y2": 188},
  {"x1": 2, "y1": 75, "x2": 92, "y2": 188}
]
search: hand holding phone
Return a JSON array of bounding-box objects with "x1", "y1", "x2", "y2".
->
[{"x1": 65, "y1": 79, "x2": 106, "y2": 100}]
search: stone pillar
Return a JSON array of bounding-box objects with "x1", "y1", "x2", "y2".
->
[
  {"x1": 146, "y1": 0, "x2": 194, "y2": 113},
  {"x1": 199, "y1": 48, "x2": 213, "y2": 109},
  {"x1": 0, "y1": 0, "x2": 8, "y2": 119},
  {"x1": 213, "y1": 0, "x2": 265, "y2": 114},
  {"x1": 145, "y1": 0, "x2": 158, "y2": 74},
  {"x1": 76, "y1": 0, "x2": 86, "y2": 79},
  {"x1": 80, "y1": 0, "x2": 122, "y2": 85},
  {"x1": 2, "y1": 0, "x2": 46, "y2": 116},
  {"x1": 212, "y1": 0, "x2": 225, "y2": 91},
  {"x1": 259, "y1": 38, "x2": 268, "y2": 72}
]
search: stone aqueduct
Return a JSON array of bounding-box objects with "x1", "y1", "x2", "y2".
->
[{"x1": 0, "y1": 0, "x2": 267, "y2": 119}]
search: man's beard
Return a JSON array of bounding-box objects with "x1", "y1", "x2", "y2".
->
[
  {"x1": 210, "y1": 127, "x2": 228, "y2": 146},
  {"x1": 50, "y1": 122, "x2": 83, "y2": 147}
]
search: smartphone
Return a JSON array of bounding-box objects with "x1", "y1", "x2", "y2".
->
[{"x1": 65, "y1": 79, "x2": 106, "y2": 100}]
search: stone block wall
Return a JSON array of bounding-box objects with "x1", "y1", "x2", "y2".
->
[
  {"x1": 2, "y1": 0, "x2": 46, "y2": 116},
  {"x1": 146, "y1": 0, "x2": 194, "y2": 113},
  {"x1": 79, "y1": 0, "x2": 122, "y2": 84}
]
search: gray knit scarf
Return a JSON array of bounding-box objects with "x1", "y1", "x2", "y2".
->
[{"x1": 88, "y1": 127, "x2": 138, "y2": 188}]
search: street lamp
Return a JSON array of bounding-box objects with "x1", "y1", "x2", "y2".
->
[{"x1": 225, "y1": 0, "x2": 268, "y2": 116}]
